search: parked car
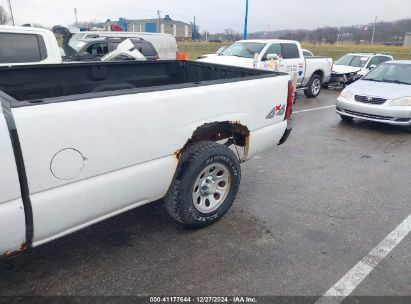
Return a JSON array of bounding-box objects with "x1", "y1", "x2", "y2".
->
[
  {"x1": 67, "y1": 36, "x2": 160, "y2": 61},
  {"x1": 329, "y1": 53, "x2": 393, "y2": 87},
  {"x1": 68, "y1": 31, "x2": 178, "y2": 60},
  {"x1": 198, "y1": 39, "x2": 333, "y2": 98},
  {"x1": 0, "y1": 60, "x2": 293, "y2": 257},
  {"x1": 336, "y1": 60, "x2": 411, "y2": 125},
  {"x1": 0, "y1": 25, "x2": 63, "y2": 66}
]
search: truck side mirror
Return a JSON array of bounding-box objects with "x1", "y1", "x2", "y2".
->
[{"x1": 369, "y1": 64, "x2": 377, "y2": 70}]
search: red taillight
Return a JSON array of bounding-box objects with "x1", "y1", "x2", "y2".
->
[{"x1": 285, "y1": 80, "x2": 293, "y2": 120}]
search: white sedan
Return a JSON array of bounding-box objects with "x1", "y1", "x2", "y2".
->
[{"x1": 336, "y1": 61, "x2": 411, "y2": 126}]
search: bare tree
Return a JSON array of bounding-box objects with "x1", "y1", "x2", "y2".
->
[
  {"x1": 0, "y1": 5, "x2": 10, "y2": 25},
  {"x1": 224, "y1": 28, "x2": 240, "y2": 41}
]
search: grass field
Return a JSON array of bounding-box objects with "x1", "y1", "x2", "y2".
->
[{"x1": 178, "y1": 41, "x2": 411, "y2": 61}]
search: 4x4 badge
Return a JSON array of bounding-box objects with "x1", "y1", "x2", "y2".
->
[{"x1": 266, "y1": 105, "x2": 286, "y2": 119}]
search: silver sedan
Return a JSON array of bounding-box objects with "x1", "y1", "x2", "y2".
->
[{"x1": 336, "y1": 61, "x2": 411, "y2": 126}]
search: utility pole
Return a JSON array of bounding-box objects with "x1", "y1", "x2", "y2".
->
[
  {"x1": 243, "y1": 0, "x2": 249, "y2": 40},
  {"x1": 337, "y1": 26, "x2": 341, "y2": 45},
  {"x1": 73, "y1": 8, "x2": 78, "y2": 25},
  {"x1": 371, "y1": 16, "x2": 377, "y2": 45},
  {"x1": 193, "y1": 16, "x2": 196, "y2": 42},
  {"x1": 157, "y1": 10, "x2": 161, "y2": 33},
  {"x1": 7, "y1": 0, "x2": 15, "y2": 25}
]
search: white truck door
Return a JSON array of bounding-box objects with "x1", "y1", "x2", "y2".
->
[
  {"x1": 257, "y1": 43, "x2": 282, "y2": 72},
  {"x1": 279, "y1": 43, "x2": 305, "y2": 86},
  {"x1": 257, "y1": 43, "x2": 304, "y2": 85},
  {"x1": 0, "y1": 103, "x2": 26, "y2": 256}
]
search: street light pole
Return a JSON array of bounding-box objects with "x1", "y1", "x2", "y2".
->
[
  {"x1": 7, "y1": 0, "x2": 15, "y2": 25},
  {"x1": 243, "y1": 0, "x2": 249, "y2": 40},
  {"x1": 73, "y1": 8, "x2": 78, "y2": 25}
]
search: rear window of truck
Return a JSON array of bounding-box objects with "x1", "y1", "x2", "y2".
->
[
  {"x1": 281, "y1": 43, "x2": 300, "y2": 59},
  {"x1": 0, "y1": 33, "x2": 48, "y2": 64},
  {"x1": 0, "y1": 33, "x2": 47, "y2": 63}
]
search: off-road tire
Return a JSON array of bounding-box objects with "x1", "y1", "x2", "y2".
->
[
  {"x1": 164, "y1": 141, "x2": 241, "y2": 228},
  {"x1": 304, "y1": 74, "x2": 322, "y2": 98}
]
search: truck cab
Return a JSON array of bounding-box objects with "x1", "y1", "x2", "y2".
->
[
  {"x1": 198, "y1": 39, "x2": 333, "y2": 98},
  {"x1": 0, "y1": 25, "x2": 62, "y2": 66}
]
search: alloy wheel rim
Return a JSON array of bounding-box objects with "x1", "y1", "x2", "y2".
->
[
  {"x1": 312, "y1": 79, "x2": 321, "y2": 95},
  {"x1": 192, "y1": 163, "x2": 232, "y2": 214}
]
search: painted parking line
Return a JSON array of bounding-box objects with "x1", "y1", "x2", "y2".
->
[
  {"x1": 293, "y1": 105, "x2": 335, "y2": 114},
  {"x1": 314, "y1": 214, "x2": 411, "y2": 304}
]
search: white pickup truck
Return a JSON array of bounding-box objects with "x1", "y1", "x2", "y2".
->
[
  {"x1": 198, "y1": 39, "x2": 333, "y2": 98},
  {"x1": 0, "y1": 60, "x2": 293, "y2": 257}
]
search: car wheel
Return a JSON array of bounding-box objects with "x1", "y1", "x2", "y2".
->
[
  {"x1": 164, "y1": 141, "x2": 241, "y2": 228},
  {"x1": 304, "y1": 74, "x2": 322, "y2": 98},
  {"x1": 340, "y1": 115, "x2": 354, "y2": 122}
]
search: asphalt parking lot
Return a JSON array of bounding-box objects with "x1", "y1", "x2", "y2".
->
[{"x1": 0, "y1": 89, "x2": 410, "y2": 301}]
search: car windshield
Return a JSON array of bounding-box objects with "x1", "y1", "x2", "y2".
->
[
  {"x1": 363, "y1": 63, "x2": 411, "y2": 85},
  {"x1": 68, "y1": 39, "x2": 87, "y2": 52},
  {"x1": 335, "y1": 55, "x2": 369, "y2": 67},
  {"x1": 220, "y1": 42, "x2": 266, "y2": 58}
]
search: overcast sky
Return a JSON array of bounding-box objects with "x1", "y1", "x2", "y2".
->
[{"x1": 1, "y1": 0, "x2": 410, "y2": 33}]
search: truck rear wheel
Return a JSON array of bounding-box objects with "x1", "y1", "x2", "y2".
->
[
  {"x1": 304, "y1": 74, "x2": 322, "y2": 98},
  {"x1": 164, "y1": 141, "x2": 241, "y2": 228}
]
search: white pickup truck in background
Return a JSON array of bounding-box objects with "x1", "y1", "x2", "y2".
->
[
  {"x1": 0, "y1": 60, "x2": 293, "y2": 257},
  {"x1": 198, "y1": 39, "x2": 333, "y2": 98}
]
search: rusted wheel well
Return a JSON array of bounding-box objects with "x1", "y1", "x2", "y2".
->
[{"x1": 176, "y1": 121, "x2": 250, "y2": 160}]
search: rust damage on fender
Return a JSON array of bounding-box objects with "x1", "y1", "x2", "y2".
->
[
  {"x1": 243, "y1": 132, "x2": 251, "y2": 161},
  {"x1": 175, "y1": 121, "x2": 250, "y2": 161},
  {"x1": 4, "y1": 243, "x2": 28, "y2": 257},
  {"x1": 174, "y1": 149, "x2": 183, "y2": 160}
]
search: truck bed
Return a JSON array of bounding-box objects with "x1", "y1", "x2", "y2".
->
[
  {"x1": 0, "y1": 60, "x2": 280, "y2": 107},
  {"x1": 1, "y1": 58, "x2": 291, "y2": 255}
]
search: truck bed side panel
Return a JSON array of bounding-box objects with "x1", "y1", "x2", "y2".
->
[
  {"x1": 302, "y1": 57, "x2": 333, "y2": 86},
  {"x1": 0, "y1": 108, "x2": 26, "y2": 255},
  {"x1": 11, "y1": 76, "x2": 288, "y2": 245}
]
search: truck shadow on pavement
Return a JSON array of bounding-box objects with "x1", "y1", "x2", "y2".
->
[{"x1": 0, "y1": 201, "x2": 274, "y2": 296}]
